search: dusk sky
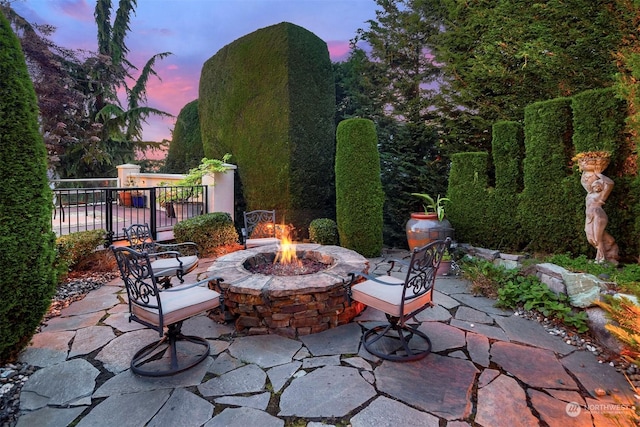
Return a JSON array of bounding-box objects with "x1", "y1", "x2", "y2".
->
[{"x1": 12, "y1": 0, "x2": 378, "y2": 158}]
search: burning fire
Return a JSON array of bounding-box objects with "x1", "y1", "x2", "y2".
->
[{"x1": 275, "y1": 229, "x2": 301, "y2": 267}]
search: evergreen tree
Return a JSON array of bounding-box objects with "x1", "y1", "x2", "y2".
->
[
  {"x1": 433, "y1": 0, "x2": 630, "y2": 149},
  {"x1": 0, "y1": 12, "x2": 57, "y2": 361},
  {"x1": 350, "y1": 0, "x2": 447, "y2": 247},
  {"x1": 164, "y1": 100, "x2": 204, "y2": 173}
]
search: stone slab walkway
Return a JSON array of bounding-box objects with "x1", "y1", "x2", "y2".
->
[{"x1": 15, "y1": 251, "x2": 639, "y2": 426}]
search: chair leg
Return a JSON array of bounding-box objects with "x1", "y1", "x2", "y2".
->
[
  {"x1": 362, "y1": 316, "x2": 432, "y2": 362},
  {"x1": 131, "y1": 321, "x2": 210, "y2": 377}
]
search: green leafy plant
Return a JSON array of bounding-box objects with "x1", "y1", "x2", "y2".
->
[
  {"x1": 411, "y1": 193, "x2": 449, "y2": 221},
  {"x1": 309, "y1": 218, "x2": 339, "y2": 245},
  {"x1": 158, "y1": 154, "x2": 232, "y2": 204},
  {"x1": 55, "y1": 230, "x2": 107, "y2": 278},
  {"x1": 461, "y1": 258, "x2": 589, "y2": 332}
]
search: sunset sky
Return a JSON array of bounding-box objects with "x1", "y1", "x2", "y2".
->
[{"x1": 12, "y1": 0, "x2": 378, "y2": 158}]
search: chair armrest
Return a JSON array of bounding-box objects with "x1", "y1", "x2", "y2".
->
[
  {"x1": 147, "y1": 250, "x2": 183, "y2": 259},
  {"x1": 345, "y1": 271, "x2": 403, "y2": 286},
  {"x1": 155, "y1": 242, "x2": 199, "y2": 256},
  {"x1": 164, "y1": 276, "x2": 224, "y2": 292}
]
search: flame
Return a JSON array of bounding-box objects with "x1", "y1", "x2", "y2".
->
[{"x1": 275, "y1": 228, "x2": 301, "y2": 266}]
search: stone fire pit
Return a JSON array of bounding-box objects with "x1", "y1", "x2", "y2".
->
[{"x1": 207, "y1": 243, "x2": 368, "y2": 337}]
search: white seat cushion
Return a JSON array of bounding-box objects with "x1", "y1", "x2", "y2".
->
[
  {"x1": 132, "y1": 285, "x2": 220, "y2": 327},
  {"x1": 151, "y1": 255, "x2": 198, "y2": 277},
  {"x1": 351, "y1": 275, "x2": 432, "y2": 318},
  {"x1": 246, "y1": 237, "x2": 280, "y2": 248}
]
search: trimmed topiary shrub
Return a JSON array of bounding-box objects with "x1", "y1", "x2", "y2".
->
[
  {"x1": 335, "y1": 118, "x2": 384, "y2": 257},
  {"x1": 0, "y1": 13, "x2": 57, "y2": 362},
  {"x1": 163, "y1": 99, "x2": 204, "y2": 174},
  {"x1": 447, "y1": 152, "x2": 490, "y2": 245},
  {"x1": 519, "y1": 97, "x2": 576, "y2": 253},
  {"x1": 490, "y1": 121, "x2": 525, "y2": 250},
  {"x1": 55, "y1": 230, "x2": 106, "y2": 278},
  {"x1": 309, "y1": 218, "x2": 338, "y2": 245},
  {"x1": 199, "y1": 22, "x2": 336, "y2": 237},
  {"x1": 173, "y1": 212, "x2": 239, "y2": 256}
]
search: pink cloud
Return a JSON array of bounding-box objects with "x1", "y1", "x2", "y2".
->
[
  {"x1": 327, "y1": 40, "x2": 352, "y2": 62},
  {"x1": 57, "y1": 0, "x2": 93, "y2": 22}
]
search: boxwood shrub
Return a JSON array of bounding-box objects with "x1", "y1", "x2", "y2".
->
[
  {"x1": 173, "y1": 212, "x2": 239, "y2": 256},
  {"x1": 309, "y1": 218, "x2": 338, "y2": 245}
]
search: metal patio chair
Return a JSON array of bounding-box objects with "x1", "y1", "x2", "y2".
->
[
  {"x1": 345, "y1": 238, "x2": 451, "y2": 361},
  {"x1": 111, "y1": 245, "x2": 224, "y2": 376},
  {"x1": 242, "y1": 210, "x2": 280, "y2": 249},
  {"x1": 123, "y1": 223, "x2": 199, "y2": 287}
]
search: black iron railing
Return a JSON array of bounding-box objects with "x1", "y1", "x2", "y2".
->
[{"x1": 52, "y1": 185, "x2": 207, "y2": 244}]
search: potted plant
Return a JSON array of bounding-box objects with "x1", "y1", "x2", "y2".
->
[
  {"x1": 436, "y1": 249, "x2": 453, "y2": 276},
  {"x1": 119, "y1": 176, "x2": 136, "y2": 207},
  {"x1": 170, "y1": 154, "x2": 232, "y2": 222},
  {"x1": 406, "y1": 193, "x2": 454, "y2": 250}
]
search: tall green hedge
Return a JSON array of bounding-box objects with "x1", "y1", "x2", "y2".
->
[
  {"x1": 335, "y1": 118, "x2": 384, "y2": 257},
  {"x1": 199, "y1": 22, "x2": 335, "y2": 237},
  {"x1": 490, "y1": 121, "x2": 525, "y2": 249},
  {"x1": 164, "y1": 99, "x2": 204, "y2": 173},
  {"x1": 447, "y1": 152, "x2": 489, "y2": 245},
  {"x1": 0, "y1": 13, "x2": 57, "y2": 362},
  {"x1": 519, "y1": 98, "x2": 576, "y2": 253},
  {"x1": 448, "y1": 88, "x2": 634, "y2": 259}
]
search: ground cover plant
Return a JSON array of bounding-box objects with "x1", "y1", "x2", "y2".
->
[{"x1": 462, "y1": 258, "x2": 589, "y2": 333}]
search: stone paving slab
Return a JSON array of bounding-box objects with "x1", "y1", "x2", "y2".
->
[
  {"x1": 475, "y1": 373, "x2": 538, "y2": 427},
  {"x1": 148, "y1": 388, "x2": 214, "y2": 427},
  {"x1": 76, "y1": 389, "x2": 171, "y2": 427},
  {"x1": 299, "y1": 322, "x2": 362, "y2": 356},
  {"x1": 493, "y1": 314, "x2": 575, "y2": 355},
  {"x1": 228, "y1": 334, "x2": 301, "y2": 368},
  {"x1": 41, "y1": 311, "x2": 104, "y2": 333},
  {"x1": 18, "y1": 330, "x2": 74, "y2": 367},
  {"x1": 205, "y1": 407, "x2": 284, "y2": 427},
  {"x1": 93, "y1": 358, "x2": 211, "y2": 398},
  {"x1": 69, "y1": 325, "x2": 115, "y2": 357},
  {"x1": 15, "y1": 406, "x2": 86, "y2": 427},
  {"x1": 560, "y1": 350, "x2": 636, "y2": 403},
  {"x1": 20, "y1": 359, "x2": 99, "y2": 410},
  {"x1": 350, "y1": 395, "x2": 440, "y2": 427},
  {"x1": 198, "y1": 363, "x2": 266, "y2": 397},
  {"x1": 491, "y1": 342, "x2": 578, "y2": 390},
  {"x1": 278, "y1": 365, "x2": 376, "y2": 417},
  {"x1": 375, "y1": 355, "x2": 478, "y2": 420}
]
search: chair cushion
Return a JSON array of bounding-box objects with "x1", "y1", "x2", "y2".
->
[
  {"x1": 246, "y1": 237, "x2": 280, "y2": 248},
  {"x1": 150, "y1": 255, "x2": 199, "y2": 277},
  {"x1": 351, "y1": 275, "x2": 432, "y2": 318},
  {"x1": 132, "y1": 285, "x2": 220, "y2": 327}
]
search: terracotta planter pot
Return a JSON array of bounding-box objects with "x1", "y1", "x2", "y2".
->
[
  {"x1": 436, "y1": 260, "x2": 452, "y2": 276},
  {"x1": 405, "y1": 212, "x2": 454, "y2": 250}
]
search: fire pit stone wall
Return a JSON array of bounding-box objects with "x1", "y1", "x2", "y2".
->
[{"x1": 208, "y1": 243, "x2": 369, "y2": 337}]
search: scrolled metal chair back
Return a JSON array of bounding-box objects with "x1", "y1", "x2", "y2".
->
[
  {"x1": 402, "y1": 238, "x2": 450, "y2": 303},
  {"x1": 244, "y1": 210, "x2": 276, "y2": 239},
  {"x1": 123, "y1": 224, "x2": 156, "y2": 253},
  {"x1": 111, "y1": 246, "x2": 161, "y2": 312}
]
